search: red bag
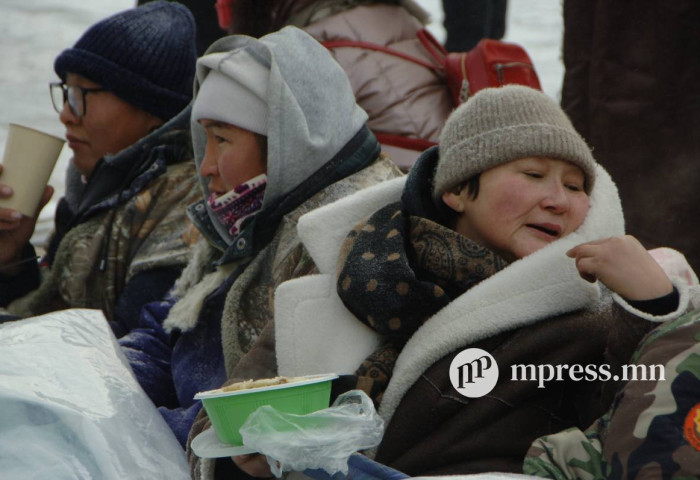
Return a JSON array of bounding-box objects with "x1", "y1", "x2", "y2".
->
[
  {"x1": 416, "y1": 29, "x2": 542, "y2": 105},
  {"x1": 324, "y1": 29, "x2": 542, "y2": 107},
  {"x1": 322, "y1": 30, "x2": 542, "y2": 153}
]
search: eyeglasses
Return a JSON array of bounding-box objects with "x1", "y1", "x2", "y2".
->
[{"x1": 49, "y1": 82, "x2": 109, "y2": 118}]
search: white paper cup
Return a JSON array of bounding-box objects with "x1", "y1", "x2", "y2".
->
[{"x1": 0, "y1": 123, "x2": 65, "y2": 217}]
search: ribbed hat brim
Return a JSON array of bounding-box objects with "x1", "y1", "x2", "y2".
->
[
  {"x1": 436, "y1": 123, "x2": 597, "y2": 196},
  {"x1": 55, "y1": 48, "x2": 191, "y2": 120},
  {"x1": 432, "y1": 85, "x2": 597, "y2": 202}
]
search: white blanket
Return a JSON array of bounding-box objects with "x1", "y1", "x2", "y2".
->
[{"x1": 0, "y1": 309, "x2": 189, "y2": 479}]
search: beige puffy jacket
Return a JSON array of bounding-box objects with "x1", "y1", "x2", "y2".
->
[{"x1": 303, "y1": 4, "x2": 453, "y2": 170}]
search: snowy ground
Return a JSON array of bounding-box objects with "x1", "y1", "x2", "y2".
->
[{"x1": 0, "y1": 0, "x2": 563, "y2": 246}]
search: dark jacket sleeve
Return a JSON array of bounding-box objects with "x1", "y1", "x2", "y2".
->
[
  {"x1": 159, "y1": 402, "x2": 204, "y2": 449},
  {"x1": 626, "y1": 287, "x2": 679, "y2": 317},
  {"x1": 119, "y1": 297, "x2": 179, "y2": 411},
  {"x1": 111, "y1": 267, "x2": 183, "y2": 337},
  {"x1": 0, "y1": 243, "x2": 40, "y2": 307},
  {"x1": 120, "y1": 288, "x2": 224, "y2": 449}
]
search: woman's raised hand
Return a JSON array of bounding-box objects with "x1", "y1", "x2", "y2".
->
[{"x1": 567, "y1": 235, "x2": 674, "y2": 301}]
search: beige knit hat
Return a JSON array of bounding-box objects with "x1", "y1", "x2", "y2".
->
[{"x1": 432, "y1": 85, "x2": 596, "y2": 202}]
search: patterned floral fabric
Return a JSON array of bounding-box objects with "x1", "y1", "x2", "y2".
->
[
  {"x1": 336, "y1": 202, "x2": 507, "y2": 403},
  {"x1": 207, "y1": 173, "x2": 267, "y2": 237},
  {"x1": 524, "y1": 309, "x2": 700, "y2": 479}
]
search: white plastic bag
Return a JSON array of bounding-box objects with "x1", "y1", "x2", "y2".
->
[
  {"x1": 239, "y1": 389, "x2": 384, "y2": 477},
  {"x1": 0, "y1": 309, "x2": 188, "y2": 479}
]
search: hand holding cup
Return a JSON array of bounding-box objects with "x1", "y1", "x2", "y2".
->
[
  {"x1": 0, "y1": 177, "x2": 53, "y2": 273},
  {"x1": 0, "y1": 124, "x2": 64, "y2": 217},
  {"x1": 0, "y1": 124, "x2": 63, "y2": 272},
  {"x1": 0, "y1": 168, "x2": 23, "y2": 228}
]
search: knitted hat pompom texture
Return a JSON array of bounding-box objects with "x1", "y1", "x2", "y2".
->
[
  {"x1": 54, "y1": 1, "x2": 197, "y2": 121},
  {"x1": 432, "y1": 85, "x2": 596, "y2": 202}
]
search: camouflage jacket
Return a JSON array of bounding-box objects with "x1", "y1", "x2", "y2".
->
[
  {"x1": 5, "y1": 109, "x2": 201, "y2": 332},
  {"x1": 524, "y1": 309, "x2": 700, "y2": 479}
]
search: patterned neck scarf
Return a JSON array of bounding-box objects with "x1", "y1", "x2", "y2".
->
[
  {"x1": 336, "y1": 202, "x2": 508, "y2": 406},
  {"x1": 207, "y1": 173, "x2": 267, "y2": 237},
  {"x1": 337, "y1": 202, "x2": 508, "y2": 346}
]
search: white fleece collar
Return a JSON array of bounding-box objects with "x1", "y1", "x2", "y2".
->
[{"x1": 297, "y1": 176, "x2": 406, "y2": 274}]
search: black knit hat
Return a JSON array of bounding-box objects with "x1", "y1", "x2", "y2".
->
[{"x1": 54, "y1": 1, "x2": 197, "y2": 121}]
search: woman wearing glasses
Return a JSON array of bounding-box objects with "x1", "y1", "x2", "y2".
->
[{"x1": 0, "y1": 1, "x2": 202, "y2": 336}]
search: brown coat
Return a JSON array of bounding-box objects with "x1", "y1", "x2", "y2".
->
[
  {"x1": 374, "y1": 306, "x2": 651, "y2": 476},
  {"x1": 561, "y1": 0, "x2": 700, "y2": 270}
]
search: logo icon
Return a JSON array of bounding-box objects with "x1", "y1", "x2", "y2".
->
[
  {"x1": 684, "y1": 402, "x2": 700, "y2": 451},
  {"x1": 449, "y1": 348, "x2": 499, "y2": 398}
]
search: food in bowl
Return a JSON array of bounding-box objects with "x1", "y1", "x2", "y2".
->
[
  {"x1": 202, "y1": 375, "x2": 309, "y2": 394},
  {"x1": 194, "y1": 373, "x2": 338, "y2": 446}
]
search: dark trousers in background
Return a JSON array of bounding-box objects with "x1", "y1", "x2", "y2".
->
[{"x1": 441, "y1": 0, "x2": 508, "y2": 52}]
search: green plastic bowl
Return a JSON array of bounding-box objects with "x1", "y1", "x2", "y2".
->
[{"x1": 194, "y1": 374, "x2": 338, "y2": 446}]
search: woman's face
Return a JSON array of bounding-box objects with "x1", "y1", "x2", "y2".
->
[
  {"x1": 59, "y1": 73, "x2": 163, "y2": 178},
  {"x1": 198, "y1": 119, "x2": 267, "y2": 196},
  {"x1": 443, "y1": 157, "x2": 590, "y2": 261}
]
